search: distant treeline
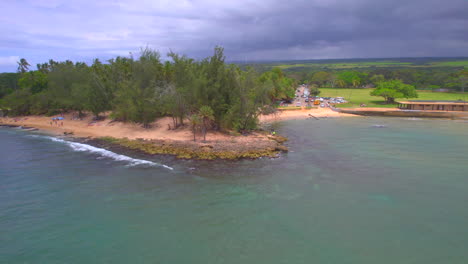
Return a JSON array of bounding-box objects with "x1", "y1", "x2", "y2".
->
[
  {"x1": 284, "y1": 67, "x2": 468, "y2": 91},
  {"x1": 0, "y1": 47, "x2": 296, "y2": 131}
]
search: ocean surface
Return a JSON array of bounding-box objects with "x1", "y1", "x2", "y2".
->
[{"x1": 1, "y1": 117, "x2": 468, "y2": 264}]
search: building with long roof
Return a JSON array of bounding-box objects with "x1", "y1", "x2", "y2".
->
[{"x1": 398, "y1": 100, "x2": 468, "y2": 111}]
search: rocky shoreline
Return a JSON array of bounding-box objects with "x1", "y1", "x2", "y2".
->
[
  {"x1": 1, "y1": 123, "x2": 288, "y2": 160},
  {"x1": 88, "y1": 135, "x2": 288, "y2": 160}
]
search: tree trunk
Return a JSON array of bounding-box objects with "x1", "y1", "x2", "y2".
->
[
  {"x1": 172, "y1": 117, "x2": 176, "y2": 129},
  {"x1": 202, "y1": 125, "x2": 206, "y2": 142},
  {"x1": 179, "y1": 115, "x2": 184, "y2": 126}
]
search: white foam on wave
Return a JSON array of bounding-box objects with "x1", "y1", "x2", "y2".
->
[{"x1": 29, "y1": 135, "x2": 173, "y2": 170}]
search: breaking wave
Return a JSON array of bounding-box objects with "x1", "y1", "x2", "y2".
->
[{"x1": 28, "y1": 135, "x2": 173, "y2": 170}]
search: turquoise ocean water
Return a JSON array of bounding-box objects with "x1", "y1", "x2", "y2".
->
[{"x1": 1, "y1": 117, "x2": 468, "y2": 263}]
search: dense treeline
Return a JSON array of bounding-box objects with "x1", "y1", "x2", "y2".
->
[
  {"x1": 0, "y1": 73, "x2": 19, "y2": 98},
  {"x1": 287, "y1": 68, "x2": 468, "y2": 91},
  {"x1": 0, "y1": 47, "x2": 296, "y2": 132}
]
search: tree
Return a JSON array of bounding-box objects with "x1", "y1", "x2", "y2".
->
[
  {"x1": 327, "y1": 74, "x2": 337, "y2": 88},
  {"x1": 165, "y1": 52, "x2": 195, "y2": 127},
  {"x1": 112, "y1": 48, "x2": 165, "y2": 127},
  {"x1": 18, "y1": 71, "x2": 48, "y2": 94},
  {"x1": 189, "y1": 114, "x2": 201, "y2": 141},
  {"x1": 460, "y1": 76, "x2": 468, "y2": 93},
  {"x1": 370, "y1": 79, "x2": 418, "y2": 104},
  {"x1": 337, "y1": 71, "x2": 366, "y2": 88},
  {"x1": 198, "y1": 106, "x2": 214, "y2": 142},
  {"x1": 17, "y1": 58, "x2": 31, "y2": 74},
  {"x1": 458, "y1": 70, "x2": 468, "y2": 93},
  {"x1": 336, "y1": 79, "x2": 346, "y2": 88},
  {"x1": 259, "y1": 68, "x2": 296, "y2": 100},
  {"x1": 310, "y1": 71, "x2": 330, "y2": 87},
  {"x1": 228, "y1": 67, "x2": 272, "y2": 131},
  {"x1": 352, "y1": 78, "x2": 361, "y2": 88},
  {"x1": 370, "y1": 74, "x2": 385, "y2": 86},
  {"x1": 0, "y1": 73, "x2": 20, "y2": 98},
  {"x1": 309, "y1": 84, "x2": 320, "y2": 96}
]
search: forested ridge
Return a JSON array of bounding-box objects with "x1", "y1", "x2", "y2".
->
[
  {"x1": 283, "y1": 66, "x2": 468, "y2": 91},
  {"x1": 0, "y1": 47, "x2": 296, "y2": 132}
]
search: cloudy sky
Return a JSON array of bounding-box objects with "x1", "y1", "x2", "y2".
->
[{"x1": 1, "y1": 0, "x2": 467, "y2": 72}]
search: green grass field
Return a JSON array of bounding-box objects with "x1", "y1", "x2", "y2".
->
[
  {"x1": 429, "y1": 61, "x2": 468, "y2": 68},
  {"x1": 275, "y1": 61, "x2": 413, "y2": 70},
  {"x1": 269, "y1": 58, "x2": 468, "y2": 70},
  {"x1": 319, "y1": 88, "x2": 468, "y2": 108}
]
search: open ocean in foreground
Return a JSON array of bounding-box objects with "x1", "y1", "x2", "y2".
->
[{"x1": 1, "y1": 117, "x2": 468, "y2": 264}]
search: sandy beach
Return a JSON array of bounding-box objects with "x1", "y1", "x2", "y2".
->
[
  {"x1": 0, "y1": 108, "x2": 356, "y2": 159},
  {"x1": 259, "y1": 107, "x2": 357, "y2": 123},
  {"x1": 1, "y1": 113, "x2": 193, "y2": 140},
  {"x1": 1, "y1": 108, "x2": 355, "y2": 141}
]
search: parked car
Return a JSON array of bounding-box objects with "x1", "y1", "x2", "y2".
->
[{"x1": 296, "y1": 102, "x2": 301, "y2": 107}]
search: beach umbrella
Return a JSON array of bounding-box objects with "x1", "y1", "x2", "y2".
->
[{"x1": 57, "y1": 117, "x2": 64, "y2": 120}]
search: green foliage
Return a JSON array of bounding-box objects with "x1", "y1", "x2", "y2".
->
[
  {"x1": 370, "y1": 74, "x2": 385, "y2": 85},
  {"x1": 310, "y1": 71, "x2": 330, "y2": 87},
  {"x1": 337, "y1": 71, "x2": 366, "y2": 88},
  {"x1": 112, "y1": 48, "x2": 165, "y2": 127},
  {"x1": 274, "y1": 58, "x2": 468, "y2": 92},
  {"x1": 189, "y1": 114, "x2": 202, "y2": 141},
  {"x1": 0, "y1": 73, "x2": 19, "y2": 98},
  {"x1": 2, "y1": 89, "x2": 33, "y2": 115},
  {"x1": 17, "y1": 58, "x2": 30, "y2": 74},
  {"x1": 199, "y1": 105, "x2": 214, "y2": 141},
  {"x1": 259, "y1": 67, "x2": 296, "y2": 100},
  {"x1": 18, "y1": 71, "x2": 48, "y2": 94},
  {"x1": 370, "y1": 80, "x2": 418, "y2": 103},
  {"x1": 1, "y1": 46, "x2": 289, "y2": 132}
]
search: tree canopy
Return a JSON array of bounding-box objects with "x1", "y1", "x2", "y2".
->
[
  {"x1": 370, "y1": 79, "x2": 418, "y2": 103},
  {"x1": 0, "y1": 47, "x2": 296, "y2": 133}
]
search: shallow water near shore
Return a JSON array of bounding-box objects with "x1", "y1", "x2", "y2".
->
[{"x1": 1, "y1": 117, "x2": 468, "y2": 264}]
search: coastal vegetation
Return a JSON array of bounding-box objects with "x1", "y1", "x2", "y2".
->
[
  {"x1": 0, "y1": 47, "x2": 297, "y2": 134},
  {"x1": 2, "y1": 53, "x2": 468, "y2": 124}
]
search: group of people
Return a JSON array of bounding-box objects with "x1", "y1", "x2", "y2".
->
[{"x1": 50, "y1": 117, "x2": 64, "y2": 127}]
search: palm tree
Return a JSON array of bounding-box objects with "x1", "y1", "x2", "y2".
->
[
  {"x1": 17, "y1": 58, "x2": 30, "y2": 73},
  {"x1": 189, "y1": 114, "x2": 202, "y2": 142},
  {"x1": 336, "y1": 79, "x2": 346, "y2": 88},
  {"x1": 352, "y1": 79, "x2": 361, "y2": 89},
  {"x1": 198, "y1": 106, "x2": 214, "y2": 142}
]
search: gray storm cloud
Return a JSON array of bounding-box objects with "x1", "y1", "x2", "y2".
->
[{"x1": 1, "y1": 0, "x2": 467, "y2": 71}]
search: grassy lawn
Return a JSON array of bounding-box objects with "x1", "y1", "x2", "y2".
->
[
  {"x1": 319, "y1": 88, "x2": 468, "y2": 108},
  {"x1": 270, "y1": 59, "x2": 468, "y2": 71},
  {"x1": 430, "y1": 61, "x2": 468, "y2": 68},
  {"x1": 275, "y1": 61, "x2": 413, "y2": 70}
]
